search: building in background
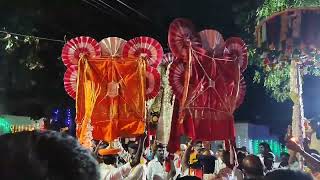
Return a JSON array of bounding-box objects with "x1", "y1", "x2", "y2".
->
[
  {"x1": 235, "y1": 123, "x2": 287, "y2": 158},
  {"x1": 0, "y1": 115, "x2": 44, "y2": 135}
]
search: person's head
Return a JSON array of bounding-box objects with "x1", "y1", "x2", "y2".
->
[
  {"x1": 178, "y1": 144, "x2": 187, "y2": 157},
  {"x1": 303, "y1": 137, "x2": 311, "y2": 150},
  {"x1": 280, "y1": 152, "x2": 289, "y2": 163},
  {"x1": 154, "y1": 143, "x2": 165, "y2": 162},
  {"x1": 240, "y1": 146, "x2": 247, "y2": 152},
  {"x1": 0, "y1": 130, "x2": 99, "y2": 180},
  {"x1": 102, "y1": 155, "x2": 117, "y2": 165},
  {"x1": 193, "y1": 141, "x2": 203, "y2": 154},
  {"x1": 215, "y1": 148, "x2": 224, "y2": 158},
  {"x1": 222, "y1": 150, "x2": 232, "y2": 168},
  {"x1": 310, "y1": 119, "x2": 320, "y2": 139},
  {"x1": 127, "y1": 142, "x2": 139, "y2": 157},
  {"x1": 259, "y1": 142, "x2": 272, "y2": 154},
  {"x1": 310, "y1": 119, "x2": 319, "y2": 132},
  {"x1": 242, "y1": 155, "x2": 264, "y2": 178},
  {"x1": 98, "y1": 148, "x2": 120, "y2": 166},
  {"x1": 264, "y1": 169, "x2": 313, "y2": 180},
  {"x1": 237, "y1": 151, "x2": 247, "y2": 170},
  {"x1": 203, "y1": 141, "x2": 211, "y2": 150}
]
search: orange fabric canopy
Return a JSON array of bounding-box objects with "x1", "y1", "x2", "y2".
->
[{"x1": 76, "y1": 57, "x2": 146, "y2": 142}]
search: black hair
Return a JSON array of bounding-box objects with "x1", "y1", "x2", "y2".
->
[
  {"x1": 177, "y1": 176, "x2": 201, "y2": 180},
  {"x1": 102, "y1": 155, "x2": 117, "y2": 165},
  {"x1": 280, "y1": 152, "x2": 290, "y2": 158},
  {"x1": 265, "y1": 169, "x2": 313, "y2": 180},
  {"x1": 217, "y1": 148, "x2": 225, "y2": 153},
  {"x1": 0, "y1": 131, "x2": 99, "y2": 180},
  {"x1": 128, "y1": 142, "x2": 139, "y2": 150},
  {"x1": 195, "y1": 141, "x2": 202, "y2": 145},
  {"x1": 237, "y1": 151, "x2": 246, "y2": 170},
  {"x1": 243, "y1": 155, "x2": 264, "y2": 177},
  {"x1": 222, "y1": 150, "x2": 233, "y2": 168},
  {"x1": 259, "y1": 142, "x2": 272, "y2": 153},
  {"x1": 154, "y1": 143, "x2": 165, "y2": 151}
]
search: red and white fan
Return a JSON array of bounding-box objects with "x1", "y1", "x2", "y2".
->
[
  {"x1": 162, "y1": 53, "x2": 178, "y2": 66},
  {"x1": 236, "y1": 75, "x2": 246, "y2": 109},
  {"x1": 168, "y1": 61, "x2": 185, "y2": 99},
  {"x1": 168, "y1": 18, "x2": 204, "y2": 61},
  {"x1": 146, "y1": 66, "x2": 161, "y2": 100},
  {"x1": 64, "y1": 66, "x2": 78, "y2": 99},
  {"x1": 223, "y1": 37, "x2": 248, "y2": 72},
  {"x1": 122, "y1": 36, "x2": 163, "y2": 68},
  {"x1": 61, "y1": 36, "x2": 101, "y2": 67},
  {"x1": 100, "y1": 37, "x2": 127, "y2": 57},
  {"x1": 199, "y1": 29, "x2": 225, "y2": 57}
]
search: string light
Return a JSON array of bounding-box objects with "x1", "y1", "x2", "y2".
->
[
  {"x1": 0, "y1": 30, "x2": 65, "y2": 43},
  {"x1": 65, "y1": 109, "x2": 72, "y2": 126},
  {"x1": 251, "y1": 139, "x2": 287, "y2": 158},
  {"x1": 52, "y1": 109, "x2": 60, "y2": 122},
  {"x1": 0, "y1": 118, "x2": 12, "y2": 134}
]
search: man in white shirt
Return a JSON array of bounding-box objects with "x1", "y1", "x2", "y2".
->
[
  {"x1": 173, "y1": 144, "x2": 187, "y2": 178},
  {"x1": 98, "y1": 148, "x2": 132, "y2": 180},
  {"x1": 98, "y1": 136, "x2": 145, "y2": 180},
  {"x1": 125, "y1": 141, "x2": 147, "y2": 180},
  {"x1": 147, "y1": 143, "x2": 176, "y2": 180},
  {"x1": 214, "y1": 149, "x2": 226, "y2": 174}
]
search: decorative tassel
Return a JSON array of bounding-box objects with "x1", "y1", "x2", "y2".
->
[{"x1": 79, "y1": 66, "x2": 101, "y2": 150}]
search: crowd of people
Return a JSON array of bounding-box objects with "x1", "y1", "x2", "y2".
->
[{"x1": 0, "y1": 128, "x2": 319, "y2": 180}]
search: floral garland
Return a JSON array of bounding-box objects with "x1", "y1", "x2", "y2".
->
[
  {"x1": 146, "y1": 63, "x2": 175, "y2": 144},
  {"x1": 253, "y1": 45, "x2": 320, "y2": 102},
  {"x1": 156, "y1": 63, "x2": 175, "y2": 144}
]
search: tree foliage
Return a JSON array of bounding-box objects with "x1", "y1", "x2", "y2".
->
[{"x1": 249, "y1": 0, "x2": 320, "y2": 102}]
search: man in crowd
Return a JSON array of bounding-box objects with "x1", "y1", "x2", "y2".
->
[
  {"x1": 125, "y1": 141, "x2": 147, "y2": 180},
  {"x1": 242, "y1": 154, "x2": 264, "y2": 180},
  {"x1": 214, "y1": 149, "x2": 226, "y2": 174},
  {"x1": 174, "y1": 144, "x2": 187, "y2": 178},
  {"x1": 278, "y1": 152, "x2": 290, "y2": 168},
  {"x1": 98, "y1": 136, "x2": 144, "y2": 180},
  {"x1": 182, "y1": 140, "x2": 216, "y2": 179},
  {"x1": 286, "y1": 138, "x2": 320, "y2": 178},
  {"x1": 147, "y1": 143, "x2": 176, "y2": 180}
]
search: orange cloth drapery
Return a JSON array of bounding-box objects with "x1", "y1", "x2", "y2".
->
[{"x1": 76, "y1": 57, "x2": 146, "y2": 142}]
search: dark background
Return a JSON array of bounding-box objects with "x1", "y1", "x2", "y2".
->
[{"x1": 1, "y1": 0, "x2": 319, "y2": 136}]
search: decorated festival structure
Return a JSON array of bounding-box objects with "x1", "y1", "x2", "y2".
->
[
  {"x1": 255, "y1": 7, "x2": 320, "y2": 165},
  {"x1": 62, "y1": 35, "x2": 162, "y2": 149},
  {"x1": 166, "y1": 18, "x2": 247, "y2": 152},
  {"x1": 254, "y1": 5, "x2": 320, "y2": 167},
  {"x1": 60, "y1": 18, "x2": 248, "y2": 152}
]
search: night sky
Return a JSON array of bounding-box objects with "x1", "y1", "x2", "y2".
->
[{"x1": 1, "y1": 0, "x2": 320, "y2": 136}]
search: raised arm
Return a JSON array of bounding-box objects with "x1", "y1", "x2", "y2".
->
[
  {"x1": 181, "y1": 140, "x2": 193, "y2": 173},
  {"x1": 130, "y1": 134, "x2": 146, "y2": 167},
  {"x1": 286, "y1": 139, "x2": 320, "y2": 172}
]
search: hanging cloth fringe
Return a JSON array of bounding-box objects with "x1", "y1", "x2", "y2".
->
[{"x1": 78, "y1": 57, "x2": 101, "y2": 150}]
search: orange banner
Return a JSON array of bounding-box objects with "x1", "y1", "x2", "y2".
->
[{"x1": 76, "y1": 57, "x2": 146, "y2": 142}]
